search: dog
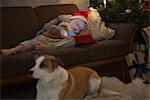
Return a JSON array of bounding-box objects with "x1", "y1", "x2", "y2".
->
[{"x1": 29, "y1": 55, "x2": 120, "y2": 100}]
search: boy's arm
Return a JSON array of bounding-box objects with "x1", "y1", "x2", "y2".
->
[
  {"x1": 60, "y1": 29, "x2": 68, "y2": 37},
  {"x1": 36, "y1": 14, "x2": 72, "y2": 35},
  {"x1": 59, "y1": 22, "x2": 69, "y2": 37}
]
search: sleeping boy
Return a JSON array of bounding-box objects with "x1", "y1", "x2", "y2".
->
[{"x1": 1, "y1": 15, "x2": 88, "y2": 56}]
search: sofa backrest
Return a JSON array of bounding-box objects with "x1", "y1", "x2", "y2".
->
[
  {"x1": 107, "y1": 23, "x2": 140, "y2": 52},
  {"x1": 34, "y1": 4, "x2": 79, "y2": 27},
  {"x1": 107, "y1": 23, "x2": 139, "y2": 42},
  {"x1": 1, "y1": 7, "x2": 39, "y2": 49}
]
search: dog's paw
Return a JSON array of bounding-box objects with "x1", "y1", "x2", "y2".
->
[
  {"x1": 82, "y1": 95, "x2": 93, "y2": 100},
  {"x1": 82, "y1": 93, "x2": 98, "y2": 100},
  {"x1": 100, "y1": 89, "x2": 120, "y2": 96}
]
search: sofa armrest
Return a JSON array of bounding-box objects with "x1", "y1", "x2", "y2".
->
[{"x1": 107, "y1": 23, "x2": 140, "y2": 52}]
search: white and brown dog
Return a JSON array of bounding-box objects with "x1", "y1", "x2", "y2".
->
[{"x1": 30, "y1": 55, "x2": 120, "y2": 100}]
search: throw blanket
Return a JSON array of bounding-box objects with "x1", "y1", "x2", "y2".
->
[
  {"x1": 87, "y1": 9, "x2": 115, "y2": 41},
  {"x1": 20, "y1": 35, "x2": 75, "y2": 51}
]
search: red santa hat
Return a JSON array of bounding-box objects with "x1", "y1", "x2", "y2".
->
[
  {"x1": 69, "y1": 15, "x2": 88, "y2": 24},
  {"x1": 68, "y1": 10, "x2": 91, "y2": 24},
  {"x1": 73, "y1": 10, "x2": 91, "y2": 18}
]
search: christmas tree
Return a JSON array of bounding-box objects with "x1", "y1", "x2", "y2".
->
[{"x1": 89, "y1": 0, "x2": 149, "y2": 24}]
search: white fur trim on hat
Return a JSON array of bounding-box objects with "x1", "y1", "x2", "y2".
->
[{"x1": 68, "y1": 16, "x2": 88, "y2": 24}]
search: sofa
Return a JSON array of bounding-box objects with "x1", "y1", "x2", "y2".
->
[{"x1": 1, "y1": 4, "x2": 140, "y2": 96}]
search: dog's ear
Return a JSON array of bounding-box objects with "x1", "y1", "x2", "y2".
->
[
  {"x1": 56, "y1": 57, "x2": 64, "y2": 66},
  {"x1": 33, "y1": 52, "x2": 41, "y2": 60},
  {"x1": 51, "y1": 57, "x2": 64, "y2": 69},
  {"x1": 34, "y1": 54, "x2": 40, "y2": 60}
]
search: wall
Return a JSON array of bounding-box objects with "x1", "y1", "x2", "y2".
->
[
  {"x1": 1, "y1": 0, "x2": 28, "y2": 7},
  {"x1": 73, "y1": 0, "x2": 89, "y2": 10},
  {"x1": 1, "y1": 0, "x2": 74, "y2": 8},
  {"x1": 1, "y1": 0, "x2": 89, "y2": 9}
]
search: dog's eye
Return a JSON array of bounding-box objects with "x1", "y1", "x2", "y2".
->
[{"x1": 40, "y1": 62, "x2": 44, "y2": 68}]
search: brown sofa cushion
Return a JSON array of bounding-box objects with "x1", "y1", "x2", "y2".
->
[
  {"x1": 107, "y1": 23, "x2": 140, "y2": 52},
  {"x1": 33, "y1": 47, "x2": 88, "y2": 67},
  {"x1": 34, "y1": 4, "x2": 79, "y2": 26},
  {"x1": 107, "y1": 23, "x2": 139, "y2": 42},
  {"x1": 87, "y1": 40, "x2": 128, "y2": 61},
  {"x1": 1, "y1": 7, "x2": 39, "y2": 49},
  {"x1": 1, "y1": 51, "x2": 34, "y2": 79}
]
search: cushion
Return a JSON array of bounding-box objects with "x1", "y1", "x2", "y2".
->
[
  {"x1": 72, "y1": 28, "x2": 96, "y2": 45},
  {"x1": 1, "y1": 7, "x2": 38, "y2": 49},
  {"x1": 33, "y1": 48, "x2": 88, "y2": 66},
  {"x1": 87, "y1": 40, "x2": 128, "y2": 61},
  {"x1": 1, "y1": 51, "x2": 35, "y2": 79},
  {"x1": 34, "y1": 4, "x2": 79, "y2": 26},
  {"x1": 72, "y1": 34, "x2": 96, "y2": 45}
]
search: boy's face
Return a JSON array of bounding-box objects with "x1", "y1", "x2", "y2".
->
[{"x1": 69, "y1": 19, "x2": 86, "y2": 34}]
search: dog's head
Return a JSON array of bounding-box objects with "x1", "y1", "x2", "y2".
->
[{"x1": 29, "y1": 55, "x2": 64, "y2": 80}]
